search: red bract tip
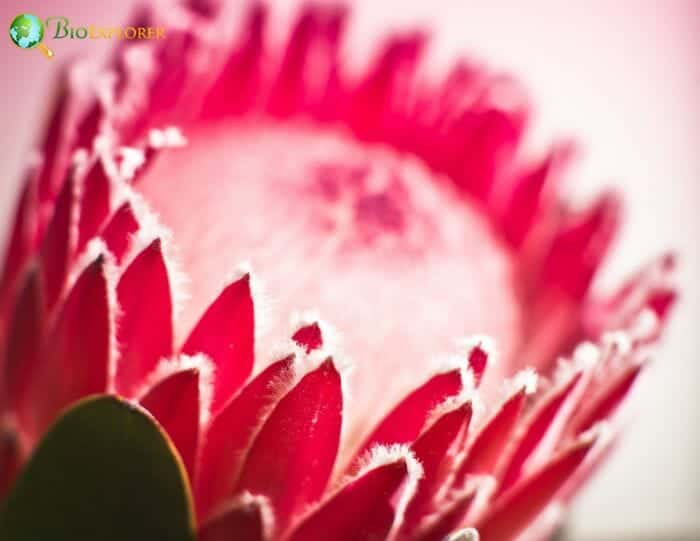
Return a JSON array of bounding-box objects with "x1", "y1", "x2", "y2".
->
[
  {"x1": 267, "y1": 6, "x2": 346, "y2": 118},
  {"x1": 36, "y1": 90, "x2": 70, "y2": 204},
  {"x1": 292, "y1": 321, "x2": 324, "y2": 353},
  {"x1": 35, "y1": 255, "x2": 112, "y2": 434},
  {"x1": 100, "y1": 202, "x2": 140, "y2": 264},
  {"x1": 195, "y1": 356, "x2": 294, "y2": 523},
  {"x1": 140, "y1": 368, "x2": 200, "y2": 481},
  {"x1": 452, "y1": 386, "x2": 528, "y2": 488},
  {"x1": 182, "y1": 273, "x2": 255, "y2": 413},
  {"x1": 455, "y1": 107, "x2": 525, "y2": 202},
  {"x1": 540, "y1": 191, "x2": 622, "y2": 300},
  {"x1": 352, "y1": 369, "x2": 463, "y2": 464},
  {"x1": 571, "y1": 363, "x2": 643, "y2": 436},
  {"x1": 501, "y1": 143, "x2": 573, "y2": 248},
  {"x1": 648, "y1": 289, "x2": 677, "y2": 322},
  {"x1": 201, "y1": 3, "x2": 266, "y2": 118},
  {"x1": 39, "y1": 174, "x2": 76, "y2": 311},
  {"x1": 235, "y1": 358, "x2": 342, "y2": 533},
  {"x1": 467, "y1": 346, "x2": 489, "y2": 387},
  {"x1": 591, "y1": 251, "x2": 678, "y2": 338},
  {"x1": 77, "y1": 158, "x2": 112, "y2": 255},
  {"x1": 114, "y1": 239, "x2": 173, "y2": 398},
  {"x1": 499, "y1": 371, "x2": 583, "y2": 493},
  {"x1": 477, "y1": 436, "x2": 597, "y2": 541},
  {"x1": 400, "y1": 403, "x2": 473, "y2": 537},
  {"x1": 287, "y1": 458, "x2": 409, "y2": 541},
  {"x1": 348, "y1": 33, "x2": 426, "y2": 142}
]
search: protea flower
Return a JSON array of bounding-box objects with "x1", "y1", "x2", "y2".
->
[{"x1": 0, "y1": 2, "x2": 677, "y2": 540}]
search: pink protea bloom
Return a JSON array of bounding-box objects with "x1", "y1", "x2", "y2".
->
[{"x1": 0, "y1": 2, "x2": 678, "y2": 540}]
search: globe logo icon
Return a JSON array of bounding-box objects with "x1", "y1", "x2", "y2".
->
[{"x1": 9, "y1": 13, "x2": 54, "y2": 58}]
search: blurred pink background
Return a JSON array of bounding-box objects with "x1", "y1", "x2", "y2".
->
[{"x1": 1, "y1": 1, "x2": 698, "y2": 539}]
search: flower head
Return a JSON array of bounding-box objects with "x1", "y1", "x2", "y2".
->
[{"x1": 0, "y1": 2, "x2": 677, "y2": 540}]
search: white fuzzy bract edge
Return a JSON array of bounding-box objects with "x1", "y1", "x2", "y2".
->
[
  {"x1": 457, "y1": 335, "x2": 498, "y2": 366},
  {"x1": 148, "y1": 126, "x2": 188, "y2": 149},
  {"x1": 505, "y1": 368, "x2": 539, "y2": 397},
  {"x1": 68, "y1": 239, "x2": 121, "y2": 392},
  {"x1": 445, "y1": 528, "x2": 481, "y2": 541},
  {"x1": 115, "y1": 187, "x2": 191, "y2": 320},
  {"x1": 225, "y1": 262, "x2": 273, "y2": 346},
  {"x1": 354, "y1": 444, "x2": 424, "y2": 538},
  {"x1": 133, "y1": 353, "x2": 215, "y2": 425}
]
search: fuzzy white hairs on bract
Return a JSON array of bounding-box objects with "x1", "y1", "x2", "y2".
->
[
  {"x1": 114, "y1": 185, "x2": 191, "y2": 320},
  {"x1": 133, "y1": 353, "x2": 215, "y2": 425},
  {"x1": 68, "y1": 239, "x2": 121, "y2": 392},
  {"x1": 445, "y1": 528, "x2": 480, "y2": 541},
  {"x1": 353, "y1": 444, "x2": 424, "y2": 540}
]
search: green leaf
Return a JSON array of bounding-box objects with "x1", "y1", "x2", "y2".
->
[{"x1": 0, "y1": 395, "x2": 196, "y2": 541}]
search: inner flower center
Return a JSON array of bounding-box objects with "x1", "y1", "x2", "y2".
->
[{"x1": 138, "y1": 120, "x2": 523, "y2": 408}]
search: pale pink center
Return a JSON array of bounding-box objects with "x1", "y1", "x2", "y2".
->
[{"x1": 138, "y1": 120, "x2": 522, "y2": 413}]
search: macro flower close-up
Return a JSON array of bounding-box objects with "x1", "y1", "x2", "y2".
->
[{"x1": 0, "y1": 1, "x2": 698, "y2": 540}]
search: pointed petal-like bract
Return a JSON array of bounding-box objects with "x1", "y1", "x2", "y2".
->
[
  {"x1": 39, "y1": 175, "x2": 76, "y2": 311},
  {"x1": 570, "y1": 363, "x2": 642, "y2": 436},
  {"x1": 235, "y1": 358, "x2": 342, "y2": 533},
  {"x1": 34, "y1": 255, "x2": 111, "y2": 435},
  {"x1": 200, "y1": 3, "x2": 266, "y2": 118},
  {"x1": 291, "y1": 322, "x2": 324, "y2": 353},
  {"x1": 182, "y1": 274, "x2": 254, "y2": 413},
  {"x1": 400, "y1": 403, "x2": 473, "y2": 537},
  {"x1": 353, "y1": 370, "x2": 463, "y2": 463},
  {"x1": 591, "y1": 253, "x2": 677, "y2": 336},
  {"x1": 77, "y1": 159, "x2": 111, "y2": 255},
  {"x1": 348, "y1": 34, "x2": 425, "y2": 142},
  {"x1": 540, "y1": 192, "x2": 621, "y2": 300},
  {"x1": 499, "y1": 371, "x2": 582, "y2": 492},
  {"x1": 267, "y1": 5, "x2": 346, "y2": 118},
  {"x1": 36, "y1": 86, "x2": 72, "y2": 204},
  {"x1": 477, "y1": 436, "x2": 596, "y2": 541},
  {"x1": 141, "y1": 368, "x2": 200, "y2": 481},
  {"x1": 501, "y1": 144, "x2": 572, "y2": 248},
  {"x1": 115, "y1": 239, "x2": 173, "y2": 398},
  {"x1": 100, "y1": 202, "x2": 139, "y2": 264},
  {"x1": 467, "y1": 346, "x2": 489, "y2": 388},
  {"x1": 287, "y1": 459, "x2": 409, "y2": 541},
  {"x1": 452, "y1": 387, "x2": 527, "y2": 488},
  {"x1": 195, "y1": 356, "x2": 294, "y2": 522}
]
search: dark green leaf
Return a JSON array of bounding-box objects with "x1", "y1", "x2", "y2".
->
[{"x1": 0, "y1": 395, "x2": 196, "y2": 541}]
